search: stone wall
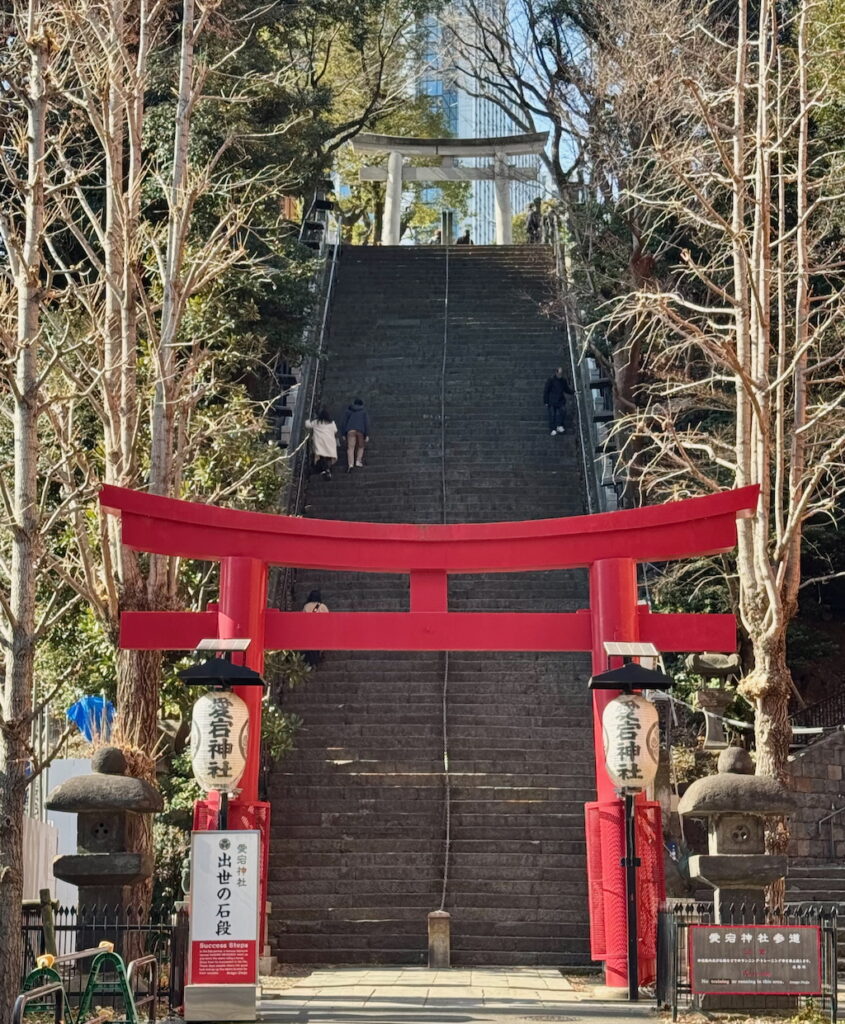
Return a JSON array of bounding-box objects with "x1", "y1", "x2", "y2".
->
[{"x1": 788, "y1": 731, "x2": 845, "y2": 859}]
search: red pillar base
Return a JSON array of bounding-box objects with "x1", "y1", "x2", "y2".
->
[{"x1": 585, "y1": 799, "x2": 663, "y2": 989}]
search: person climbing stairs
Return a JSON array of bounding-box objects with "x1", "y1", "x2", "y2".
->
[{"x1": 267, "y1": 244, "x2": 595, "y2": 966}]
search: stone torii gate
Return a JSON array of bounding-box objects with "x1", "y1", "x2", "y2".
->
[
  {"x1": 100, "y1": 482, "x2": 758, "y2": 990},
  {"x1": 351, "y1": 131, "x2": 547, "y2": 246}
]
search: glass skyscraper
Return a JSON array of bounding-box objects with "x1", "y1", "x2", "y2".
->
[{"x1": 417, "y1": 11, "x2": 541, "y2": 244}]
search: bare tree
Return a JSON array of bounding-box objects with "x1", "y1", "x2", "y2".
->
[
  {"x1": 279, "y1": 0, "x2": 438, "y2": 163},
  {"x1": 447, "y1": 0, "x2": 675, "y2": 421},
  {"x1": 596, "y1": 0, "x2": 845, "y2": 790},
  {"x1": 0, "y1": 0, "x2": 79, "y2": 1010},
  {"x1": 41, "y1": 0, "x2": 283, "y2": 753},
  {"x1": 26, "y1": 0, "x2": 299, "y2": 908}
]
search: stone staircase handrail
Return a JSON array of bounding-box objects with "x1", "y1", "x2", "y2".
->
[{"x1": 816, "y1": 803, "x2": 845, "y2": 860}]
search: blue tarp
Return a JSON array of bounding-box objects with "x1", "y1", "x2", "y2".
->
[{"x1": 66, "y1": 695, "x2": 115, "y2": 742}]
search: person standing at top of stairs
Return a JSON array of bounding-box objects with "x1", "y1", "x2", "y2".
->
[
  {"x1": 341, "y1": 397, "x2": 370, "y2": 471},
  {"x1": 543, "y1": 366, "x2": 574, "y2": 435}
]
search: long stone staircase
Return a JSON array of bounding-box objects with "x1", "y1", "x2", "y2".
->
[{"x1": 267, "y1": 245, "x2": 595, "y2": 966}]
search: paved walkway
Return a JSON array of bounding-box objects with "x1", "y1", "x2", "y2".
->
[{"x1": 259, "y1": 967, "x2": 655, "y2": 1023}]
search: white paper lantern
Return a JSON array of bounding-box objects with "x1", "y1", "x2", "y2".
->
[
  {"x1": 190, "y1": 691, "x2": 250, "y2": 793},
  {"x1": 601, "y1": 693, "x2": 659, "y2": 792}
]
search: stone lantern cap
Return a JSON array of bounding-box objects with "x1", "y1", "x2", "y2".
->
[
  {"x1": 678, "y1": 747, "x2": 797, "y2": 818},
  {"x1": 684, "y1": 651, "x2": 741, "y2": 679},
  {"x1": 45, "y1": 745, "x2": 162, "y2": 815}
]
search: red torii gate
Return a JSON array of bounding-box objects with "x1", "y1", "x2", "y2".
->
[{"x1": 100, "y1": 482, "x2": 759, "y2": 988}]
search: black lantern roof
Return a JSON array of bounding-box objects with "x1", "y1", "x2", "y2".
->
[
  {"x1": 178, "y1": 638, "x2": 264, "y2": 688},
  {"x1": 588, "y1": 661, "x2": 674, "y2": 692}
]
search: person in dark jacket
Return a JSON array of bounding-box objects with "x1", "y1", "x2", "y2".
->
[
  {"x1": 543, "y1": 367, "x2": 574, "y2": 435},
  {"x1": 455, "y1": 228, "x2": 473, "y2": 245},
  {"x1": 527, "y1": 199, "x2": 543, "y2": 244},
  {"x1": 341, "y1": 398, "x2": 369, "y2": 471},
  {"x1": 302, "y1": 588, "x2": 328, "y2": 667}
]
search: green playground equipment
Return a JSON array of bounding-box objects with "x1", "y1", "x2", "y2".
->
[{"x1": 16, "y1": 943, "x2": 158, "y2": 1024}]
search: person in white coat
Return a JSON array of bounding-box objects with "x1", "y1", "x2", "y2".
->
[{"x1": 305, "y1": 407, "x2": 338, "y2": 479}]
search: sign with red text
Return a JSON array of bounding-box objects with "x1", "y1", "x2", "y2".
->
[
  {"x1": 689, "y1": 924, "x2": 821, "y2": 995},
  {"x1": 189, "y1": 830, "x2": 260, "y2": 985}
]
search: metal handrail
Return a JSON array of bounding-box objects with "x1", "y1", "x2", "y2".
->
[
  {"x1": 127, "y1": 954, "x2": 159, "y2": 1022},
  {"x1": 298, "y1": 186, "x2": 332, "y2": 245},
  {"x1": 39, "y1": 945, "x2": 109, "y2": 965},
  {"x1": 271, "y1": 213, "x2": 342, "y2": 616},
  {"x1": 816, "y1": 803, "x2": 845, "y2": 859},
  {"x1": 816, "y1": 803, "x2": 845, "y2": 830},
  {"x1": 550, "y1": 212, "x2": 600, "y2": 514},
  {"x1": 12, "y1": 982, "x2": 65, "y2": 1024},
  {"x1": 791, "y1": 687, "x2": 845, "y2": 728},
  {"x1": 287, "y1": 226, "x2": 341, "y2": 518}
]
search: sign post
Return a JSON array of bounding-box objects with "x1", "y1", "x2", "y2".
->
[
  {"x1": 690, "y1": 924, "x2": 822, "y2": 997},
  {"x1": 185, "y1": 830, "x2": 261, "y2": 1021}
]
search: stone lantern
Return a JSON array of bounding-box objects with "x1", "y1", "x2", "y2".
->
[
  {"x1": 684, "y1": 652, "x2": 741, "y2": 749},
  {"x1": 45, "y1": 746, "x2": 162, "y2": 911},
  {"x1": 678, "y1": 747, "x2": 797, "y2": 921}
]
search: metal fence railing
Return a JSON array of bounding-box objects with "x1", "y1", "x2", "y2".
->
[
  {"x1": 271, "y1": 203, "x2": 342, "y2": 614},
  {"x1": 549, "y1": 212, "x2": 621, "y2": 514},
  {"x1": 792, "y1": 688, "x2": 845, "y2": 729},
  {"x1": 20, "y1": 903, "x2": 187, "y2": 1014},
  {"x1": 657, "y1": 900, "x2": 838, "y2": 1022}
]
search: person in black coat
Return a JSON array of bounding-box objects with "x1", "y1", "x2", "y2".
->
[
  {"x1": 543, "y1": 367, "x2": 574, "y2": 435},
  {"x1": 341, "y1": 398, "x2": 370, "y2": 471}
]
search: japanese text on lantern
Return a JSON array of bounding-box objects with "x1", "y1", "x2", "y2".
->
[
  {"x1": 189, "y1": 691, "x2": 249, "y2": 793},
  {"x1": 601, "y1": 693, "x2": 659, "y2": 792},
  {"x1": 615, "y1": 701, "x2": 642, "y2": 782},
  {"x1": 208, "y1": 697, "x2": 234, "y2": 781}
]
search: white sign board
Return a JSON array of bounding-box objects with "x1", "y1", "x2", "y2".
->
[{"x1": 189, "y1": 830, "x2": 260, "y2": 986}]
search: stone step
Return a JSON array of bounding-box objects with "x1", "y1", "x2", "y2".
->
[
  {"x1": 271, "y1": 836, "x2": 586, "y2": 855},
  {"x1": 271, "y1": 771, "x2": 591, "y2": 788},
  {"x1": 269, "y1": 892, "x2": 587, "y2": 914},
  {"x1": 267, "y1": 948, "x2": 586, "y2": 966},
  {"x1": 269, "y1": 240, "x2": 590, "y2": 966},
  {"x1": 269, "y1": 854, "x2": 582, "y2": 876},
  {"x1": 277, "y1": 763, "x2": 591, "y2": 777}
]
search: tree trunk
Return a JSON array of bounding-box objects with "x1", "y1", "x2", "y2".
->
[
  {"x1": 0, "y1": 0, "x2": 48, "y2": 1012},
  {"x1": 115, "y1": 648, "x2": 163, "y2": 754},
  {"x1": 115, "y1": 593, "x2": 162, "y2": 910},
  {"x1": 739, "y1": 630, "x2": 792, "y2": 906},
  {"x1": 741, "y1": 632, "x2": 793, "y2": 785},
  {"x1": 0, "y1": 772, "x2": 26, "y2": 1012}
]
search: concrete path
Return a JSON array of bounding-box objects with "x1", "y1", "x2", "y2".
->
[{"x1": 259, "y1": 967, "x2": 655, "y2": 1023}]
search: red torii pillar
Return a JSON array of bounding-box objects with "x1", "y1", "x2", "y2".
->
[{"x1": 100, "y1": 482, "x2": 759, "y2": 988}]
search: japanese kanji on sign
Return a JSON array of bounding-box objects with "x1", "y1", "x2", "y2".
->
[
  {"x1": 689, "y1": 925, "x2": 822, "y2": 995},
  {"x1": 189, "y1": 830, "x2": 261, "y2": 987}
]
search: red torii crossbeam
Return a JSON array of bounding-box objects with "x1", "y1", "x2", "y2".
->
[{"x1": 101, "y1": 482, "x2": 759, "y2": 988}]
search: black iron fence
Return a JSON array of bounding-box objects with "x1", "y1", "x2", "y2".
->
[
  {"x1": 20, "y1": 903, "x2": 188, "y2": 1013},
  {"x1": 657, "y1": 900, "x2": 838, "y2": 1022},
  {"x1": 791, "y1": 688, "x2": 845, "y2": 729}
]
